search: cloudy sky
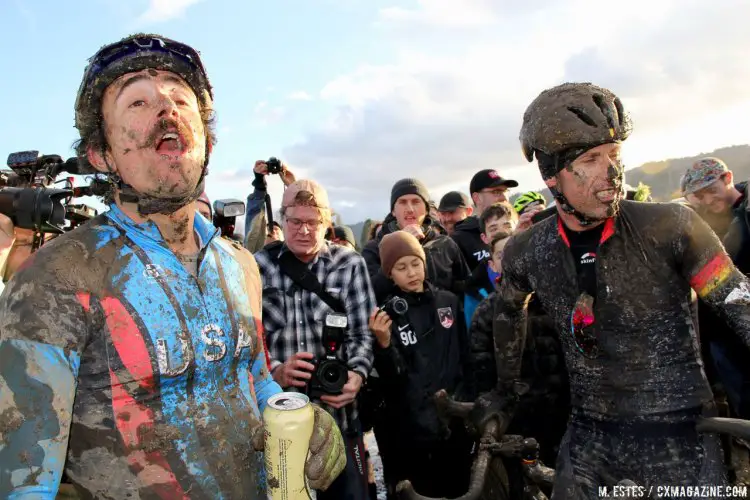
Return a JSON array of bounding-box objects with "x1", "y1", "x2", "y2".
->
[{"x1": 2, "y1": 0, "x2": 750, "y2": 226}]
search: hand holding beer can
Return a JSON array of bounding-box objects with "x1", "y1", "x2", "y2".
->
[{"x1": 264, "y1": 392, "x2": 316, "y2": 500}]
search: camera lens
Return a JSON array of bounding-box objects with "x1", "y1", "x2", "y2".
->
[
  {"x1": 317, "y1": 360, "x2": 347, "y2": 393},
  {"x1": 393, "y1": 297, "x2": 408, "y2": 315},
  {"x1": 324, "y1": 366, "x2": 341, "y2": 383}
]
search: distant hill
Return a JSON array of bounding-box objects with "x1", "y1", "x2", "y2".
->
[
  {"x1": 507, "y1": 144, "x2": 750, "y2": 204},
  {"x1": 348, "y1": 221, "x2": 365, "y2": 248},
  {"x1": 626, "y1": 145, "x2": 750, "y2": 201}
]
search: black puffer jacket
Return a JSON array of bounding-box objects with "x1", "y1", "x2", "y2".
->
[
  {"x1": 362, "y1": 215, "x2": 470, "y2": 303},
  {"x1": 470, "y1": 287, "x2": 569, "y2": 463},
  {"x1": 451, "y1": 216, "x2": 489, "y2": 271}
]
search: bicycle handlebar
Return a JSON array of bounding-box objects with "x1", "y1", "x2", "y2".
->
[
  {"x1": 396, "y1": 419, "x2": 499, "y2": 500},
  {"x1": 400, "y1": 393, "x2": 750, "y2": 499},
  {"x1": 396, "y1": 391, "x2": 553, "y2": 499},
  {"x1": 696, "y1": 416, "x2": 750, "y2": 440}
]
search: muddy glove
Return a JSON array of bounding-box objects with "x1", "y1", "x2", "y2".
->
[
  {"x1": 469, "y1": 382, "x2": 527, "y2": 436},
  {"x1": 304, "y1": 404, "x2": 346, "y2": 490},
  {"x1": 252, "y1": 403, "x2": 346, "y2": 491}
]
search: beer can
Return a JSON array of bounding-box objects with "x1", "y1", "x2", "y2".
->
[{"x1": 264, "y1": 392, "x2": 316, "y2": 500}]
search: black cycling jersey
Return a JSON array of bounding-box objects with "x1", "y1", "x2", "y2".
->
[{"x1": 486, "y1": 201, "x2": 750, "y2": 496}]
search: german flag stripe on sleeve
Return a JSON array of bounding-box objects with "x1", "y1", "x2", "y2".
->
[{"x1": 690, "y1": 253, "x2": 733, "y2": 298}]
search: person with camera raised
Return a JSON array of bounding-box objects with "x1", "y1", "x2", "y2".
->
[
  {"x1": 368, "y1": 230, "x2": 473, "y2": 498},
  {"x1": 254, "y1": 178, "x2": 377, "y2": 499},
  {"x1": 0, "y1": 34, "x2": 347, "y2": 499},
  {"x1": 244, "y1": 157, "x2": 295, "y2": 252}
]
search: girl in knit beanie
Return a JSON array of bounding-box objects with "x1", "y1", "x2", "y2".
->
[{"x1": 367, "y1": 230, "x2": 473, "y2": 498}]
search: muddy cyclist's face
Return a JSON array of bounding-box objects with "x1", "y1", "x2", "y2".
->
[
  {"x1": 551, "y1": 143, "x2": 624, "y2": 221},
  {"x1": 90, "y1": 69, "x2": 207, "y2": 202}
]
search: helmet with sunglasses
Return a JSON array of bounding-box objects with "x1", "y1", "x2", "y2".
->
[
  {"x1": 74, "y1": 34, "x2": 214, "y2": 215},
  {"x1": 519, "y1": 82, "x2": 632, "y2": 179}
]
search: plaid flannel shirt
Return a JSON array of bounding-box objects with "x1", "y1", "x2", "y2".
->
[{"x1": 255, "y1": 241, "x2": 376, "y2": 431}]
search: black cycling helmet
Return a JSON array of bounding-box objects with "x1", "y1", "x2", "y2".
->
[
  {"x1": 75, "y1": 34, "x2": 214, "y2": 215},
  {"x1": 520, "y1": 82, "x2": 632, "y2": 180}
]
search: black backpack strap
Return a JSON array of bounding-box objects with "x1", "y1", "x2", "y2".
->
[{"x1": 276, "y1": 248, "x2": 346, "y2": 313}]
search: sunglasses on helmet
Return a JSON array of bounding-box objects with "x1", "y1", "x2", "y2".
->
[
  {"x1": 570, "y1": 291, "x2": 598, "y2": 358},
  {"x1": 77, "y1": 35, "x2": 211, "y2": 110}
]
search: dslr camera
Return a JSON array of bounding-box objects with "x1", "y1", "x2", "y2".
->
[
  {"x1": 306, "y1": 313, "x2": 350, "y2": 398},
  {"x1": 266, "y1": 157, "x2": 283, "y2": 175},
  {"x1": 381, "y1": 296, "x2": 409, "y2": 318}
]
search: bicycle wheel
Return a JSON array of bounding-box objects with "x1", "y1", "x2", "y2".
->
[{"x1": 481, "y1": 456, "x2": 511, "y2": 500}]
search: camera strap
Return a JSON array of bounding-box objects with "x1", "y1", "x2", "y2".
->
[
  {"x1": 274, "y1": 246, "x2": 346, "y2": 314},
  {"x1": 264, "y1": 193, "x2": 275, "y2": 232}
]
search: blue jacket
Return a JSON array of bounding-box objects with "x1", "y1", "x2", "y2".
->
[{"x1": 0, "y1": 204, "x2": 281, "y2": 499}]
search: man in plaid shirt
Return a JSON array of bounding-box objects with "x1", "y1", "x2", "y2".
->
[{"x1": 254, "y1": 178, "x2": 376, "y2": 500}]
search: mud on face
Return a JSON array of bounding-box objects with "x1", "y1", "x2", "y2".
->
[
  {"x1": 75, "y1": 69, "x2": 217, "y2": 204},
  {"x1": 557, "y1": 143, "x2": 624, "y2": 220}
]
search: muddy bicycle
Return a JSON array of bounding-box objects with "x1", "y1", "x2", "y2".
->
[
  {"x1": 396, "y1": 391, "x2": 750, "y2": 500},
  {"x1": 395, "y1": 390, "x2": 555, "y2": 500}
]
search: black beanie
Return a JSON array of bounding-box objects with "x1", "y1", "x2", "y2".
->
[{"x1": 390, "y1": 178, "x2": 430, "y2": 210}]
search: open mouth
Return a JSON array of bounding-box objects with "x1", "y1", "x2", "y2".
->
[
  {"x1": 595, "y1": 188, "x2": 618, "y2": 203},
  {"x1": 155, "y1": 131, "x2": 185, "y2": 155}
]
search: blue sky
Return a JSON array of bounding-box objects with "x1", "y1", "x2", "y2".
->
[
  {"x1": 2, "y1": 0, "x2": 750, "y2": 225},
  {"x1": 0, "y1": 0, "x2": 395, "y2": 220}
]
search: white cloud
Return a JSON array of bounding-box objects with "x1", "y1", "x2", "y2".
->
[
  {"x1": 251, "y1": 101, "x2": 285, "y2": 126},
  {"x1": 378, "y1": 0, "x2": 499, "y2": 27},
  {"x1": 287, "y1": 91, "x2": 313, "y2": 101},
  {"x1": 136, "y1": 0, "x2": 204, "y2": 24},
  {"x1": 284, "y1": 0, "x2": 750, "y2": 223}
]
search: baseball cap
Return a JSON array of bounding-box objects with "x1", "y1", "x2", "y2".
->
[
  {"x1": 470, "y1": 169, "x2": 519, "y2": 194},
  {"x1": 681, "y1": 158, "x2": 729, "y2": 195},
  {"x1": 282, "y1": 179, "x2": 330, "y2": 209},
  {"x1": 438, "y1": 191, "x2": 471, "y2": 212}
]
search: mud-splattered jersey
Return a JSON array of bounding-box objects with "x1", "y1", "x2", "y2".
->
[
  {"x1": 492, "y1": 200, "x2": 750, "y2": 420},
  {"x1": 0, "y1": 204, "x2": 281, "y2": 499}
]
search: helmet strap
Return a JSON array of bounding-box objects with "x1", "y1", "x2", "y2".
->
[{"x1": 549, "y1": 186, "x2": 599, "y2": 228}]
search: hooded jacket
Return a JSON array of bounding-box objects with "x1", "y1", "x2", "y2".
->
[
  {"x1": 374, "y1": 283, "x2": 469, "y2": 443},
  {"x1": 451, "y1": 216, "x2": 489, "y2": 271},
  {"x1": 362, "y1": 215, "x2": 470, "y2": 303}
]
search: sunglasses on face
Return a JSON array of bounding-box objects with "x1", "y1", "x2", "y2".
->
[{"x1": 570, "y1": 292, "x2": 598, "y2": 358}]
